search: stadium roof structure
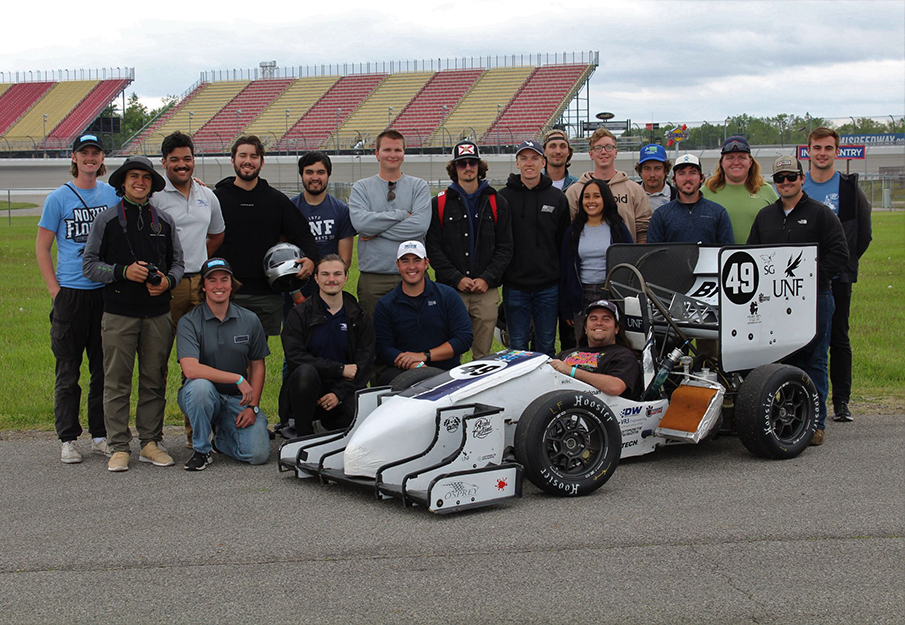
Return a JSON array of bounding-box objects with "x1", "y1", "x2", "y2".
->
[{"x1": 126, "y1": 52, "x2": 598, "y2": 156}]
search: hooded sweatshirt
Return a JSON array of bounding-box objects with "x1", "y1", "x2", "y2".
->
[
  {"x1": 565, "y1": 170, "x2": 653, "y2": 243},
  {"x1": 214, "y1": 176, "x2": 318, "y2": 295}
]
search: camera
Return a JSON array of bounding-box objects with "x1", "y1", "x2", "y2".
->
[{"x1": 145, "y1": 263, "x2": 162, "y2": 286}]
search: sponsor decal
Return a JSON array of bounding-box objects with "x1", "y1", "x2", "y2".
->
[
  {"x1": 472, "y1": 418, "x2": 493, "y2": 439},
  {"x1": 621, "y1": 406, "x2": 643, "y2": 417},
  {"x1": 450, "y1": 361, "x2": 507, "y2": 379},
  {"x1": 758, "y1": 293, "x2": 771, "y2": 303},
  {"x1": 621, "y1": 426, "x2": 642, "y2": 437},
  {"x1": 645, "y1": 406, "x2": 663, "y2": 417},
  {"x1": 785, "y1": 253, "x2": 802, "y2": 278},
  {"x1": 624, "y1": 315, "x2": 643, "y2": 331},
  {"x1": 444, "y1": 481, "x2": 479, "y2": 500},
  {"x1": 494, "y1": 350, "x2": 532, "y2": 363},
  {"x1": 478, "y1": 453, "x2": 496, "y2": 461},
  {"x1": 495, "y1": 478, "x2": 508, "y2": 491},
  {"x1": 721, "y1": 251, "x2": 759, "y2": 305},
  {"x1": 760, "y1": 252, "x2": 776, "y2": 275},
  {"x1": 690, "y1": 281, "x2": 719, "y2": 299},
  {"x1": 621, "y1": 439, "x2": 639, "y2": 449},
  {"x1": 443, "y1": 416, "x2": 460, "y2": 433}
]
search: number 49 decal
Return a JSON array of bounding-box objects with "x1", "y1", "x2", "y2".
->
[
  {"x1": 449, "y1": 361, "x2": 507, "y2": 380},
  {"x1": 721, "y1": 251, "x2": 759, "y2": 305}
]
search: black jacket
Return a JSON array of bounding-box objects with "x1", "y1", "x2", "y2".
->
[
  {"x1": 214, "y1": 177, "x2": 319, "y2": 295},
  {"x1": 499, "y1": 173, "x2": 570, "y2": 292},
  {"x1": 426, "y1": 184, "x2": 512, "y2": 289},
  {"x1": 836, "y1": 173, "x2": 872, "y2": 283},
  {"x1": 747, "y1": 192, "x2": 849, "y2": 292},
  {"x1": 281, "y1": 292, "x2": 374, "y2": 403}
]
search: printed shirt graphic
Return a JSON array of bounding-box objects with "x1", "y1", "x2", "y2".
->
[
  {"x1": 38, "y1": 181, "x2": 119, "y2": 289},
  {"x1": 561, "y1": 350, "x2": 601, "y2": 372},
  {"x1": 803, "y1": 172, "x2": 841, "y2": 215},
  {"x1": 290, "y1": 193, "x2": 357, "y2": 257}
]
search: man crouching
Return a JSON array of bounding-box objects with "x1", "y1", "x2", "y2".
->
[{"x1": 176, "y1": 258, "x2": 270, "y2": 470}]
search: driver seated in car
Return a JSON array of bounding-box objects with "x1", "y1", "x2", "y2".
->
[{"x1": 549, "y1": 299, "x2": 642, "y2": 399}]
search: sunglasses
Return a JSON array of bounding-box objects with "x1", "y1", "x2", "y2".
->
[
  {"x1": 773, "y1": 172, "x2": 801, "y2": 184},
  {"x1": 455, "y1": 159, "x2": 479, "y2": 169},
  {"x1": 387, "y1": 180, "x2": 396, "y2": 201},
  {"x1": 722, "y1": 140, "x2": 750, "y2": 153}
]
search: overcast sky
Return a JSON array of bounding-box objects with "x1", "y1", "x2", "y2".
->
[{"x1": 4, "y1": 0, "x2": 903, "y2": 127}]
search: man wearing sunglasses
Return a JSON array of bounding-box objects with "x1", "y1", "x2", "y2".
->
[
  {"x1": 565, "y1": 128, "x2": 652, "y2": 243},
  {"x1": 349, "y1": 130, "x2": 431, "y2": 316},
  {"x1": 748, "y1": 156, "x2": 848, "y2": 447},
  {"x1": 703, "y1": 135, "x2": 778, "y2": 243},
  {"x1": 802, "y1": 127, "x2": 872, "y2": 424},
  {"x1": 426, "y1": 141, "x2": 512, "y2": 359}
]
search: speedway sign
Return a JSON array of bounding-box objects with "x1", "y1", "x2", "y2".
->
[{"x1": 797, "y1": 145, "x2": 865, "y2": 160}]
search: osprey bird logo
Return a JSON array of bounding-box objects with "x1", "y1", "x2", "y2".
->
[{"x1": 785, "y1": 253, "x2": 803, "y2": 278}]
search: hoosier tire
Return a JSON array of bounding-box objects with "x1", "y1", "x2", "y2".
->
[
  {"x1": 735, "y1": 364, "x2": 818, "y2": 459},
  {"x1": 390, "y1": 366, "x2": 444, "y2": 392},
  {"x1": 514, "y1": 391, "x2": 621, "y2": 497}
]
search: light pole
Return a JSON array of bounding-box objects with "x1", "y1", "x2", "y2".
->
[
  {"x1": 387, "y1": 106, "x2": 393, "y2": 128},
  {"x1": 235, "y1": 109, "x2": 242, "y2": 136},
  {"x1": 42, "y1": 114, "x2": 47, "y2": 159},
  {"x1": 497, "y1": 103, "x2": 502, "y2": 153},
  {"x1": 188, "y1": 111, "x2": 194, "y2": 135},
  {"x1": 724, "y1": 116, "x2": 731, "y2": 143},
  {"x1": 284, "y1": 109, "x2": 290, "y2": 153},
  {"x1": 890, "y1": 115, "x2": 897, "y2": 133},
  {"x1": 441, "y1": 105, "x2": 449, "y2": 152},
  {"x1": 335, "y1": 108, "x2": 342, "y2": 155},
  {"x1": 849, "y1": 116, "x2": 857, "y2": 135}
]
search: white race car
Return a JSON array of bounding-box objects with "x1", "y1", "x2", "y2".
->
[{"x1": 279, "y1": 244, "x2": 821, "y2": 514}]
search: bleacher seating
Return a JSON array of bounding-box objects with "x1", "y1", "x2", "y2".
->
[
  {"x1": 483, "y1": 64, "x2": 593, "y2": 145},
  {"x1": 5, "y1": 81, "x2": 99, "y2": 147},
  {"x1": 433, "y1": 66, "x2": 533, "y2": 148},
  {"x1": 0, "y1": 82, "x2": 55, "y2": 136},
  {"x1": 47, "y1": 79, "x2": 131, "y2": 149},
  {"x1": 389, "y1": 69, "x2": 484, "y2": 148},
  {"x1": 335, "y1": 72, "x2": 433, "y2": 149},
  {"x1": 131, "y1": 81, "x2": 248, "y2": 154},
  {"x1": 276, "y1": 73, "x2": 387, "y2": 152},
  {"x1": 191, "y1": 78, "x2": 294, "y2": 154},
  {"x1": 244, "y1": 76, "x2": 339, "y2": 150},
  {"x1": 0, "y1": 84, "x2": 11, "y2": 99}
]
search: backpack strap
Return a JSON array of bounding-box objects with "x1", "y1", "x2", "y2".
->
[{"x1": 437, "y1": 191, "x2": 447, "y2": 226}]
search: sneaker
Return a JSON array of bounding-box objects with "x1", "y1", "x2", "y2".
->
[
  {"x1": 184, "y1": 450, "x2": 213, "y2": 471},
  {"x1": 810, "y1": 429, "x2": 825, "y2": 446},
  {"x1": 107, "y1": 451, "x2": 130, "y2": 472},
  {"x1": 139, "y1": 441, "x2": 174, "y2": 467},
  {"x1": 91, "y1": 438, "x2": 112, "y2": 457},
  {"x1": 833, "y1": 401, "x2": 853, "y2": 422},
  {"x1": 61, "y1": 441, "x2": 83, "y2": 464},
  {"x1": 157, "y1": 441, "x2": 169, "y2": 454}
]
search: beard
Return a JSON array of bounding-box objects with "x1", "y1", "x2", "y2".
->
[
  {"x1": 234, "y1": 165, "x2": 260, "y2": 182},
  {"x1": 303, "y1": 181, "x2": 327, "y2": 196}
]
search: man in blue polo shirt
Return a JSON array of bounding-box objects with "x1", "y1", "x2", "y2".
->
[
  {"x1": 374, "y1": 241, "x2": 473, "y2": 385},
  {"x1": 37, "y1": 134, "x2": 120, "y2": 464},
  {"x1": 176, "y1": 258, "x2": 271, "y2": 470}
]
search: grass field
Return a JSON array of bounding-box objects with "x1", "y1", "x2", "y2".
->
[
  {"x1": 2, "y1": 202, "x2": 39, "y2": 210},
  {"x1": 1, "y1": 212, "x2": 902, "y2": 430}
]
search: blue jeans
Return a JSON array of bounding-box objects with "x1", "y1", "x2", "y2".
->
[
  {"x1": 785, "y1": 290, "x2": 834, "y2": 430},
  {"x1": 503, "y1": 285, "x2": 559, "y2": 356},
  {"x1": 177, "y1": 379, "x2": 270, "y2": 464}
]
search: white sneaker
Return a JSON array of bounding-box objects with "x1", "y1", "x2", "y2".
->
[
  {"x1": 61, "y1": 441, "x2": 83, "y2": 464},
  {"x1": 91, "y1": 438, "x2": 112, "y2": 457}
]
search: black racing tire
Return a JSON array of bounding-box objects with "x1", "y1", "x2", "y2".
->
[
  {"x1": 514, "y1": 391, "x2": 621, "y2": 497},
  {"x1": 390, "y1": 366, "x2": 444, "y2": 392},
  {"x1": 735, "y1": 364, "x2": 818, "y2": 459}
]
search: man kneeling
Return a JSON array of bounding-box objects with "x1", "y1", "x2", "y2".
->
[
  {"x1": 176, "y1": 258, "x2": 270, "y2": 470},
  {"x1": 279, "y1": 255, "x2": 375, "y2": 437},
  {"x1": 549, "y1": 299, "x2": 642, "y2": 399}
]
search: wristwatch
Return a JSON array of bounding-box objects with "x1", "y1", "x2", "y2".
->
[
  {"x1": 250, "y1": 406, "x2": 261, "y2": 415},
  {"x1": 423, "y1": 350, "x2": 432, "y2": 363}
]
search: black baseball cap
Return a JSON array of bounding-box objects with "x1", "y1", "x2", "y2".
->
[
  {"x1": 201, "y1": 257, "x2": 234, "y2": 279},
  {"x1": 72, "y1": 134, "x2": 105, "y2": 152},
  {"x1": 585, "y1": 299, "x2": 620, "y2": 321},
  {"x1": 721, "y1": 135, "x2": 751, "y2": 154},
  {"x1": 452, "y1": 140, "x2": 481, "y2": 161}
]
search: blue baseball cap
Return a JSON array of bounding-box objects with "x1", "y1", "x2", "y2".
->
[
  {"x1": 638, "y1": 144, "x2": 667, "y2": 164},
  {"x1": 515, "y1": 140, "x2": 544, "y2": 157}
]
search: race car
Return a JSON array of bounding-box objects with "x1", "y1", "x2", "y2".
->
[{"x1": 279, "y1": 243, "x2": 821, "y2": 514}]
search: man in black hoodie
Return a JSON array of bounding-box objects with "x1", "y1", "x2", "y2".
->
[
  {"x1": 499, "y1": 140, "x2": 570, "y2": 356},
  {"x1": 214, "y1": 135, "x2": 319, "y2": 336},
  {"x1": 83, "y1": 156, "x2": 185, "y2": 472}
]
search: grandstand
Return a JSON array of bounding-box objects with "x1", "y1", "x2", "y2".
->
[
  {"x1": 0, "y1": 68, "x2": 133, "y2": 155},
  {"x1": 124, "y1": 52, "x2": 597, "y2": 155}
]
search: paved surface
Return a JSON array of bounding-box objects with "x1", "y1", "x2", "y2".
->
[{"x1": 1, "y1": 415, "x2": 902, "y2": 624}]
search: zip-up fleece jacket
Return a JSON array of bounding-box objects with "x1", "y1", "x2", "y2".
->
[
  {"x1": 82, "y1": 199, "x2": 184, "y2": 318},
  {"x1": 566, "y1": 171, "x2": 653, "y2": 243},
  {"x1": 426, "y1": 184, "x2": 513, "y2": 289},
  {"x1": 281, "y1": 292, "x2": 374, "y2": 402},
  {"x1": 835, "y1": 173, "x2": 873, "y2": 283},
  {"x1": 374, "y1": 278, "x2": 473, "y2": 370},
  {"x1": 214, "y1": 177, "x2": 319, "y2": 295},
  {"x1": 499, "y1": 173, "x2": 570, "y2": 292},
  {"x1": 747, "y1": 192, "x2": 849, "y2": 292},
  {"x1": 647, "y1": 196, "x2": 735, "y2": 245}
]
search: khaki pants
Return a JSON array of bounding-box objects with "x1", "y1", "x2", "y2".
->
[
  {"x1": 459, "y1": 288, "x2": 500, "y2": 360},
  {"x1": 357, "y1": 272, "x2": 402, "y2": 317},
  {"x1": 169, "y1": 274, "x2": 202, "y2": 329},
  {"x1": 101, "y1": 312, "x2": 173, "y2": 453}
]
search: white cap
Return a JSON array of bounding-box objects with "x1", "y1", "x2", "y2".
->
[
  {"x1": 673, "y1": 154, "x2": 702, "y2": 172},
  {"x1": 396, "y1": 240, "x2": 427, "y2": 260}
]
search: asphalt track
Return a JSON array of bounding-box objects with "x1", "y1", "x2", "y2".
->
[{"x1": 0, "y1": 413, "x2": 902, "y2": 624}]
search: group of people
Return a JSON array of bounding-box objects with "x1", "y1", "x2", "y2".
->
[{"x1": 38, "y1": 123, "x2": 870, "y2": 472}]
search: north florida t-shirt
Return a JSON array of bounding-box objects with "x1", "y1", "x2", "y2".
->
[
  {"x1": 290, "y1": 193, "x2": 357, "y2": 258},
  {"x1": 803, "y1": 172, "x2": 840, "y2": 215}
]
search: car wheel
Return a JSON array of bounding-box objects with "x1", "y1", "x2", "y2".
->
[
  {"x1": 390, "y1": 366, "x2": 444, "y2": 392},
  {"x1": 514, "y1": 391, "x2": 621, "y2": 497},
  {"x1": 735, "y1": 364, "x2": 818, "y2": 459}
]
